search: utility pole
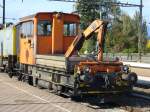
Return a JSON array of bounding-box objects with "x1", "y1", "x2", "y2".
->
[
  {"x1": 3, "y1": 0, "x2": 5, "y2": 25},
  {"x1": 138, "y1": 0, "x2": 143, "y2": 61}
]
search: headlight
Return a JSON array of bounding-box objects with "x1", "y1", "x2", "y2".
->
[
  {"x1": 122, "y1": 65, "x2": 129, "y2": 73},
  {"x1": 80, "y1": 66, "x2": 93, "y2": 83},
  {"x1": 83, "y1": 66, "x2": 91, "y2": 73},
  {"x1": 85, "y1": 67, "x2": 90, "y2": 72}
]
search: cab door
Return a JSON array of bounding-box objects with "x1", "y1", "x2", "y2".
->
[{"x1": 20, "y1": 21, "x2": 35, "y2": 65}]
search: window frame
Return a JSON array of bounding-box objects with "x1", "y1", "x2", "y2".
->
[
  {"x1": 20, "y1": 21, "x2": 34, "y2": 38},
  {"x1": 63, "y1": 22, "x2": 78, "y2": 37},
  {"x1": 37, "y1": 20, "x2": 52, "y2": 36}
]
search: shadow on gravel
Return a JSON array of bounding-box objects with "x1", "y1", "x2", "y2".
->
[{"x1": 73, "y1": 94, "x2": 150, "y2": 110}]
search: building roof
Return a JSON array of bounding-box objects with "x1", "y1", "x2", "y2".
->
[{"x1": 19, "y1": 12, "x2": 79, "y2": 22}]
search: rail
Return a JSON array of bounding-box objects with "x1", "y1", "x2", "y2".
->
[{"x1": 103, "y1": 53, "x2": 150, "y2": 63}]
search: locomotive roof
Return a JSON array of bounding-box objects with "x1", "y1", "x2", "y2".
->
[{"x1": 20, "y1": 12, "x2": 80, "y2": 22}]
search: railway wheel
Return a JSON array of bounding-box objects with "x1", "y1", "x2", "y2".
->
[
  {"x1": 8, "y1": 73, "x2": 13, "y2": 78},
  {"x1": 32, "y1": 77, "x2": 38, "y2": 87},
  {"x1": 17, "y1": 73, "x2": 22, "y2": 81},
  {"x1": 56, "y1": 85, "x2": 62, "y2": 95},
  {"x1": 37, "y1": 79, "x2": 44, "y2": 89},
  {"x1": 21, "y1": 74, "x2": 26, "y2": 82},
  {"x1": 128, "y1": 72, "x2": 138, "y2": 85},
  {"x1": 71, "y1": 82, "x2": 82, "y2": 101},
  {"x1": 48, "y1": 82, "x2": 53, "y2": 90},
  {"x1": 28, "y1": 76, "x2": 33, "y2": 86}
]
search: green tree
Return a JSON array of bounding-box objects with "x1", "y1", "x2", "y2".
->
[
  {"x1": 133, "y1": 12, "x2": 148, "y2": 53},
  {"x1": 76, "y1": 1, "x2": 148, "y2": 53},
  {"x1": 109, "y1": 12, "x2": 148, "y2": 53},
  {"x1": 76, "y1": 0, "x2": 121, "y2": 53}
]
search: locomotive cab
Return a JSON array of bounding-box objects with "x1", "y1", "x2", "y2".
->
[{"x1": 19, "y1": 12, "x2": 80, "y2": 65}]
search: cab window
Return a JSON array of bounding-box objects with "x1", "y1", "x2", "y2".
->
[
  {"x1": 64, "y1": 23, "x2": 77, "y2": 36},
  {"x1": 38, "y1": 20, "x2": 52, "y2": 36},
  {"x1": 21, "y1": 21, "x2": 33, "y2": 37}
]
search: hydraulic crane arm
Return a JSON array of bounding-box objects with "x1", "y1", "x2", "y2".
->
[{"x1": 65, "y1": 20, "x2": 108, "y2": 61}]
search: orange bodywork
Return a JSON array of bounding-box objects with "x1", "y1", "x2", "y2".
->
[
  {"x1": 37, "y1": 37, "x2": 52, "y2": 54},
  {"x1": 52, "y1": 14, "x2": 64, "y2": 54},
  {"x1": 20, "y1": 38, "x2": 35, "y2": 64},
  {"x1": 78, "y1": 61, "x2": 123, "y2": 75},
  {"x1": 36, "y1": 13, "x2": 53, "y2": 54},
  {"x1": 19, "y1": 12, "x2": 80, "y2": 65},
  {"x1": 63, "y1": 36, "x2": 76, "y2": 51}
]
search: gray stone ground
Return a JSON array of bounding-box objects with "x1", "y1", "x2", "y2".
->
[{"x1": 0, "y1": 73, "x2": 127, "y2": 112}]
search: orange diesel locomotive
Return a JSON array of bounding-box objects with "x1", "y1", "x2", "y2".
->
[{"x1": 2, "y1": 12, "x2": 137, "y2": 99}]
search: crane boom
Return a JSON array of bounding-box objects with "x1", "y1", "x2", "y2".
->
[{"x1": 65, "y1": 20, "x2": 108, "y2": 61}]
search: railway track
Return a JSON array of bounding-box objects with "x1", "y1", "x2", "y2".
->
[
  {"x1": 9, "y1": 76, "x2": 149, "y2": 112},
  {"x1": 80, "y1": 93, "x2": 150, "y2": 112},
  {"x1": 71, "y1": 85, "x2": 150, "y2": 112},
  {"x1": 132, "y1": 93, "x2": 150, "y2": 100},
  {"x1": 119, "y1": 93, "x2": 150, "y2": 112},
  {"x1": 118, "y1": 84, "x2": 150, "y2": 112},
  {"x1": 10, "y1": 74, "x2": 150, "y2": 111},
  {"x1": 116, "y1": 87, "x2": 150, "y2": 112}
]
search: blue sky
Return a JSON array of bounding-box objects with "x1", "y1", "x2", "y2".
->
[
  {"x1": 0, "y1": 0, "x2": 149, "y2": 35},
  {"x1": 0, "y1": 0, "x2": 149, "y2": 22},
  {"x1": 120, "y1": 0, "x2": 149, "y2": 25},
  {"x1": 0, "y1": 0, "x2": 74, "y2": 22}
]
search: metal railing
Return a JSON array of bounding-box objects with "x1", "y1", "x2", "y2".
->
[{"x1": 103, "y1": 53, "x2": 150, "y2": 63}]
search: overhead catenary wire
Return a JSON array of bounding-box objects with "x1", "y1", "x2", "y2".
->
[
  {"x1": 48, "y1": 0, "x2": 76, "y2": 2},
  {"x1": 47, "y1": 0, "x2": 142, "y2": 7},
  {"x1": 0, "y1": 17, "x2": 17, "y2": 20}
]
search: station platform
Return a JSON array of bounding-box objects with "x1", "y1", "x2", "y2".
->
[
  {"x1": 0, "y1": 73, "x2": 126, "y2": 112},
  {"x1": 123, "y1": 62, "x2": 150, "y2": 85}
]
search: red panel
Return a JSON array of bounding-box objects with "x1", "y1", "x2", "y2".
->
[
  {"x1": 37, "y1": 37, "x2": 52, "y2": 54},
  {"x1": 63, "y1": 36, "x2": 75, "y2": 53}
]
